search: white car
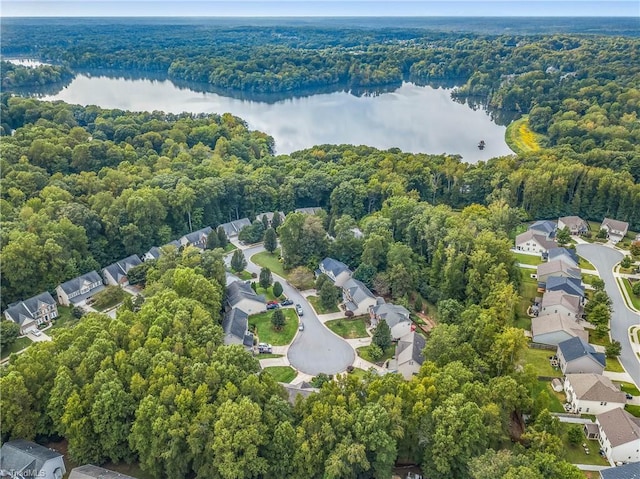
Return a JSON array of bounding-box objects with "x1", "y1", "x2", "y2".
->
[
  {"x1": 32, "y1": 330, "x2": 42, "y2": 337},
  {"x1": 295, "y1": 304, "x2": 304, "y2": 316},
  {"x1": 298, "y1": 322, "x2": 304, "y2": 331}
]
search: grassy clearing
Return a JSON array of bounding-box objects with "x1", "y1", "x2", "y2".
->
[
  {"x1": 235, "y1": 270, "x2": 253, "y2": 280},
  {"x1": 325, "y1": 318, "x2": 368, "y2": 339},
  {"x1": 505, "y1": 115, "x2": 545, "y2": 154},
  {"x1": 621, "y1": 278, "x2": 640, "y2": 310},
  {"x1": 625, "y1": 404, "x2": 640, "y2": 417},
  {"x1": 255, "y1": 285, "x2": 281, "y2": 302},
  {"x1": 308, "y1": 295, "x2": 341, "y2": 314},
  {"x1": 532, "y1": 380, "x2": 565, "y2": 413},
  {"x1": 1, "y1": 336, "x2": 32, "y2": 360},
  {"x1": 559, "y1": 423, "x2": 609, "y2": 466},
  {"x1": 513, "y1": 252, "x2": 543, "y2": 266},
  {"x1": 616, "y1": 381, "x2": 640, "y2": 396},
  {"x1": 251, "y1": 250, "x2": 288, "y2": 279},
  {"x1": 516, "y1": 270, "x2": 538, "y2": 329},
  {"x1": 357, "y1": 345, "x2": 395, "y2": 364},
  {"x1": 249, "y1": 308, "x2": 298, "y2": 346},
  {"x1": 91, "y1": 285, "x2": 126, "y2": 311},
  {"x1": 605, "y1": 356, "x2": 625, "y2": 373},
  {"x1": 257, "y1": 353, "x2": 283, "y2": 359},
  {"x1": 588, "y1": 329, "x2": 610, "y2": 347},
  {"x1": 521, "y1": 347, "x2": 562, "y2": 377},
  {"x1": 264, "y1": 366, "x2": 296, "y2": 383}
]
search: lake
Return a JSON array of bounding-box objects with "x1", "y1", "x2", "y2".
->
[{"x1": 42, "y1": 74, "x2": 514, "y2": 161}]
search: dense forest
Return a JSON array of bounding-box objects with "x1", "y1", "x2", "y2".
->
[{"x1": 0, "y1": 61, "x2": 74, "y2": 90}]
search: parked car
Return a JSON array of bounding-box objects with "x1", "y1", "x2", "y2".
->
[
  {"x1": 281, "y1": 298, "x2": 294, "y2": 306},
  {"x1": 266, "y1": 303, "x2": 279, "y2": 310},
  {"x1": 33, "y1": 330, "x2": 42, "y2": 337},
  {"x1": 258, "y1": 343, "x2": 272, "y2": 353},
  {"x1": 295, "y1": 304, "x2": 304, "y2": 316},
  {"x1": 626, "y1": 393, "x2": 633, "y2": 400},
  {"x1": 267, "y1": 300, "x2": 279, "y2": 305},
  {"x1": 299, "y1": 322, "x2": 304, "y2": 331}
]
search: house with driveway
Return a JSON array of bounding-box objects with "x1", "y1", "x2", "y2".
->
[
  {"x1": 514, "y1": 229, "x2": 557, "y2": 255},
  {"x1": 102, "y1": 254, "x2": 142, "y2": 286},
  {"x1": 546, "y1": 247, "x2": 579, "y2": 268},
  {"x1": 529, "y1": 220, "x2": 557, "y2": 238},
  {"x1": 317, "y1": 257, "x2": 352, "y2": 287},
  {"x1": 69, "y1": 465, "x2": 138, "y2": 479},
  {"x1": 537, "y1": 260, "x2": 581, "y2": 283},
  {"x1": 4, "y1": 292, "x2": 58, "y2": 334},
  {"x1": 0, "y1": 440, "x2": 66, "y2": 479},
  {"x1": 601, "y1": 218, "x2": 629, "y2": 244},
  {"x1": 219, "y1": 218, "x2": 251, "y2": 239},
  {"x1": 226, "y1": 280, "x2": 266, "y2": 315},
  {"x1": 558, "y1": 216, "x2": 589, "y2": 236},
  {"x1": 557, "y1": 336, "x2": 606, "y2": 375},
  {"x1": 387, "y1": 331, "x2": 426, "y2": 379},
  {"x1": 255, "y1": 211, "x2": 285, "y2": 227},
  {"x1": 564, "y1": 373, "x2": 627, "y2": 415},
  {"x1": 596, "y1": 407, "x2": 640, "y2": 464},
  {"x1": 222, "y1": 308, "x2": 254, "y2": 350},
  {"x1": 179, "y1": 226, "x2": 212, "y2": 250},
  {"x1": 342, "y1": 278, "x2": 377, "y2": 316},
  {"x1": 531, "y1": 313, "x2": 587, "y2": 346},
  {"x1": 143, "y1": 240, "x2": 181, "y2": 261},
  {"x1": 539, "y1": 291, "x2": 583, "y2": 319},
  {"x1": 369, "y1": 298, "x2": 412, "y2": 340},
  {"x1": 56, "y1": 271, "x2": 105, "y2": 307},
  {"x1": 544, "y1": 276, "x2": 585, "y2": 302}
]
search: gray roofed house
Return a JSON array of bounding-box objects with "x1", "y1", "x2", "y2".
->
[
  {"x1": 179, "y1": 226, "x2": 212, "y2": 250},
  {"x1": 0, "y1": 440, "x2": 66, "y2": 479},
  {"x1": 222, "y1": 308, "x2": 254, "y2": 349},
  {"x1": 601, "y1": 218, "x2": 629, "y2": 244},
  {"x1": 4, "y1": 292, "x2": 58, "y2": 334},
  {"x1": 219, "y1": 218, "x2": 251, "y2": 238},
  {"x1": 388, "y1": 331, "x2": 426, "y2": 380},
  {"x1": 537, "y1": 260, "x2": 581, "y2": 283},
  {"x1": 545, "y1": 276, "x2": 585, "y2": 299},
  {"x1": 317, "y1": 257, "x2": 352, "y2": 287},
  {"x1": 529, "y1": 220, "x2": 557, "y2": 237},
  {"x1": 280, "y1": 382, "x2": 319, "y2": 404},
  {"x1": 531, "y1": 313, "x2": 588, "y2": 346},
  {"x1": 600, "y1": 462, "x2": 640, "y2": 479},
  {"x1": 342, "y1": 278, "x2": 377, "y2": 316},
  {"x1": 596, "y1": 407, "x2": 640, "y2": 464},
  {"x1": 515, "y1": 230, "x2": 558, "y2": 254},
  {"x1": 370, "y1": 299, "x2": 412, "y2": 340},
  {"x1": 546, "y1": 247, "x2": 579, "y2": 267},
  {"x1": 143, "y1": 246, "x2": 161, "y2": 261},
  {"x1": 56, "y1": 271, "x2": 105, "y2": 307},
  {"x1": 102, "y1": 254, "x2": 142, "y2": 286},
  {"x1": 539, "y1": 291, "x2": 583, "y2": 319},
  {"x1": 564, "y1": 373, "x2": 627, "y2": 415},
  {"x1": 226, "y1": 280, "x2": 266, "y2": 315},
  {"x1": 294, "y1": 207, "x2": 323, "y2": 215},
  {"x1": 557, "y1": 336, "x2": 606, "y2": 375},
  {"x1": 558, "y1": 216, "x2": 589, "y2": 235},
  {"x1": 69, "y1": 465, "x2": 138, "y2": 479},
  {"x1": 255, "y1": 211, "x2": 285, "y2": 227}
]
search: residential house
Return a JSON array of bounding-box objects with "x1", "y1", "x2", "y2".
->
[
  {"x1": 558, "y1": 216, "x2": 589, "y2": 236},
  {"x1": 294, "y1": 207, "x2": 323, "y2": 215},
  {"x1": 546, "y1": 247, "x2": 579, "y2": 268},
  {"x1": 370, "y1": 298, "x2": 412, "y2": 339},
  {"x1": 599, "y1": 462, "x2": 640, "y2": 479},
  {"x1": 226, "y1": 280, "x2": 266, "y2": 315},
  {"x1": 69, "y1": 465, "x2": 138, "y2": 479},
  {"x1": 0, "y1": 440, "x2": 65, "y2": 479},
  {"x1": 557, "y1": 336, "x2": 606, "y2": 375},
  {"x1": 342, "y1": 278, "x2": 377, "y2": 316},
  {"x1": 539, "y1": 291, "x2": 583, "y2": 319},
  {"x1": 56, "y1": 271, "x2": 105, "y2": 307},
  {"x1": 531, "y1": 313, "x2": 588, "y2": 346},
  {"x1": 564, "y1": 373, "x2": 627, "y2": 415},
  {"x1": 537, "y1": 260, "x2": 581, "y2": 283},
  {"x1": 143, "y1": 240, "x2": 181, "y2": 261},
  {"x1": 317, "y1": 257, "x2": 352, "y2": 287},
  {"x1": 222, "y1": 308, "x2": 254, "y2": 350},
  {"x1": 179, "y1": 226, "x2": 212, "y2": 250},
  {"x1": 601, "y1": 218, "x2": 629, "y2": 244},
  {"x1": 4, "y1": 292, "x2": 58, "y2": 334},
  {"x1": 102, "y1": 254, "x2": 142, "y2": 286},
  {"x1": 255, "y1": 211, "x2": 285, "y2": 227},
  {"x1": 529, "y1": 220, "x2": 557, "y2": 238},
  {"x1": 387, "y1": 331, "x2": 426, "y2": 380},
  {"x1": 545, "y1": 276, "x2": 585, "y2": 302},
  {"x1": 514, "y1": 230, "x2": 557, "y2": 255},
  {"x1": 281, "y1": 382, "x2": 319, "y2": 405},
  {"x1": 596, "y1": 407, "x2": 640, "y2": 464},
  {"x1": 219, "y1": 218, "x2": 251, "y2": 239}
]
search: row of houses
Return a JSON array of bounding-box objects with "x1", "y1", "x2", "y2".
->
[{"x1": 318, "y1": 257, "x2": 425, "y2": 379}]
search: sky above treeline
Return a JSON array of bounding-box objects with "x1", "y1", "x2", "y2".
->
[{"x1": 2, "y1": 1, "x2": 638, "y2": 17}]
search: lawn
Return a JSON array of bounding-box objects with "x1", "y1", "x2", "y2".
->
[
  {"x1": 256, "y1": 353, "x2": 283, "y2": 359},
  {"x1": 578, "y1": 256, "x2": 597, "y2": 271},
  {"x1": 348, "y1": 368, "x2": 370, "y2": 380},
  {"x1": 48, "y1": 306, "x2": 80, "y2": 336},
  {"x1": 504, "y1": 115, "x2": 545, "y2": 154},
  {"x1": 582, "y1": 274, "x2": 601, "y2": 286},
  {"x1": 264, "y1": 366, "x2": 297, "y2": 383},
  {"x1": 532, "y1": 380, "x2": 565, "y2": 413},
  {"x1": 588, "y1": 329, "x2": 610, "y2": 347},
  {"x1": 560, "y1": 423, "x2": 609, "y2": 466},
  {"x1": 91, "y1": 285, "x2": 126, "y2": 311},
  {"x1": 513, "y1": 252, "x2": 543, "y2": 266},
  {"x1": 621, "y1": 278, "x2": 640, "y2": 310},
  {"x1": 521, "y1": 347, "x2": 562, "y2": 378},
  {"x1": 235, "y1": 270, "x2": 253, "y2": 280},
  {"x1": 308, "y1": 295, "x2": 341, "y2": 314},
  {"x1": 516, "y1": 271, "x2": 538, "y2": 329},
  {"x1": 625, "y1": 404, "x2": 640, "y2": 418},
  {"x1": 357, "y1": 345, "x2": 395, "y2": 365},
  {"x1": 251, "y1": 250, "x2": 288, "y2": 279},
  {"x1": 1, "y1": 336, "x2": 32, "y2": 360},
  {"x1": 249, "y1": 308, "x2": 298, "y2": 345},
  {"x1": 605, "y1": 356, "x2": 625, "y2": 373},
  {"x1": 255, "y1": 285, "x2": 282, "y2": 302},
  {"x1": 325, "y1": 318, "x2": 368, "y2": 339},
  {"x1": 616, "y1": 381, "x2": 640, "y2": 397}
]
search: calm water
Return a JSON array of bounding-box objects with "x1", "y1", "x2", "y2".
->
[{"x1": 42, "y1": 74, "x2": 513, "y2": 161}]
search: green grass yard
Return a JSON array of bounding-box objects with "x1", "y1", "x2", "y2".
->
[
  {"x1": 249, "y1": 308, "x2": 298, "y2": 346},
  {"x1": 1, "y1": 336, "x2": 32, "y2": 360},
  {"x1": 513, "y1": 252, "x2": 543, "y2": 266},
  {"x1": 251, "y1": 250, "x2": 288, "y2": 279},
  {"x1": 235, "y1": 270, "x2": 253, "y2": 280},
  {"x1": 578, "y1": 256, "x2": 597, "y2": 271},
  {"x1": 521, "y1": 347, "x2": 562, "y2": 378},
  {"x1": 516, "y1": 270, "x2": 538, "y2": 330},
  {"x1": 621, "y1": 278, "x2": 640, "y2": 310},
  {"x1": 264, "y1": 366, "x2": 296, "y2": 383},
  {"x1": 616, "y1": 381, "x2": 640, "y2": 397},
  {"x1": 308, "y1": 295, "x2": 341, "y2": 314},
  {"x1": 605, "y1": 356, "x2": 625, "y2": 373},
  {"x1": 625, "y1": 404, "x2": 640, "y2": 418},
  {"x1": 559, "y1": 423, "x2": 609, "y2": 466},
  {"x1": 532, "y1": 380, "x2": 565, "y2": 413},
  {"x1": 325, "y1": 318, "x2": 368, "y2": 339},
  {"x1": 357, "y1": 345, "x2": 394, "y2": 364}
]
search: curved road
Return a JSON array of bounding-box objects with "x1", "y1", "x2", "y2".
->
[
  {"x1": 240, "y1": 244, "x2": 355, "y2": 375},
  {"x1": 576, "y1": 244, "x2": 640, "y2": 386}
]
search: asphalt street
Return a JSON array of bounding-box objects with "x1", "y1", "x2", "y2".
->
[
  {"x1": 241, "y1": 244, "x2": 355, "y2": 375},
  {"x1": 576, "y1": 244, "x2": 640, "y2": 386}
]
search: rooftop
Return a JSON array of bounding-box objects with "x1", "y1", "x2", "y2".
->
[
  {"x1": 565, "y1": 373, "x2": 626, "y2": 403},
  {"x1": 558, "y1": 337, "x2": 606, "y2": 367},
  {"x1": 597, "y1": 407, "x2": 640, "y2": 447}
]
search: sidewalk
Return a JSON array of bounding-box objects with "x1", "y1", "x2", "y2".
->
[
  {"x1": 317, "y1": 312, "x2": 346, "y2": 323},
  {"x1": 603, "y1": 370, "x2": 635, "y2": 383}
]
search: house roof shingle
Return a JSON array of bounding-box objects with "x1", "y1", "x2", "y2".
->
[
  {"x1": 69, "y1": 464, "x2": 138, "y2": 479},
  {"x1": 5, "y1": 292, "x2": 56, "y2": 326},
  {"x1": 558, "y1": 337, "x2": 606, "y2": 367},
  {"x1": 103, "y1": 254, "x2": 142, "y2": 283},
  {"x1": 319, "y1": 257, "x2": 351, "y2": 278},
  {"x1": 58, "y1": 271, "x2": 103, "y2": 295},
  {"x1": 529, "y1": 220, "x2": 557, "y2": 236},
  {"x1": 599, "y1": 462, "x2": 640, "y2": 479},
  {"x1": 540, "y1": 291, "x2": 582, "y2": 314},
  {"x1": 294, "y1": 207, "x2": 323, "y2": 215},
  {"x1": 393, "y1": 331, "x2": 426, "y2": 370},
  {"x1": 181, "y1": 226, "x2": 213, "y2": 246},
  {"x1": 601, "y1": 218, "x2": 629, "y2": 235},
  {"x1": 565, "y1": 373, "x2": 626, "y2": 403},
  {"x1": 343, "y1": 278, "x2": 375, "y2": 308},
  {"x1": 559, "y1": 216, "x2": 588, "y2": 231},
  {"x1": 226, "y1": 281, "x2": 265, "y2": 308},
  {"x1": 222, "y1": 308, "x2": 251, "y2": 343},
  {"x1": 597, "y1": 407, "x2": 640, "y2": 447},
  {"x1": 545, "y1": 276, "x2": 585, "y2": 298},
  {"x1": 537, "y1": 260, "x2": 581, "y2": 279},
  {"x1": 531, "y1": 313, "x2": 587, "y2": 341},
  {"x1": 515, "y1": 230, "x2": 558, "y2": 250},
  {"x1": 0, "y1": 440, "x2": 62, "y2": 478},
  {"x1": 547, "y1": 247, "x2": 579, "y2": 266},
  {"x1": 371, "y1": 301, "x2": 411, "y2": 329}
]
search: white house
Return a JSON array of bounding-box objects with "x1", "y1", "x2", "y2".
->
[
  {"x1": 387, "y1": 331, "x2": 426, "y2": 380},
  {"x1": 601, "y1": 218, "x2": 629, "y2": 244},
  {"x1": 56, "y1": 271, "x2": 105, "y2": 306},
  {"x1": 557, "y1": 337, "x2": 606, "y2": 375},
  {"x1": 564, "y1": 374, "x2": 627, "y2": 415},
  {"x1": 342, "y1": 278, "x2": 377, "y2": 316},
  {"x1": 4, "y1": 292, "x2": 58, "y2": 334},
  {"x1": 102, "y1": 254, "x2": 142, "y2": 286},
  {"x1": 539, "y1": 291, "x2": 583, "y2": 319},
  {"x1": 531, "y1": 313, "x2": 588, "y2": 346},
  {"x1": 226, "y1": 280, "x2": 266, "y2": 316},
  {"x1": 0, "y1": 440, "x2": 66, "y2": 479},
  {"x1": 515, "y1": 230, "x2": 557, "y2": 255},
  {"x1": 369, "y1": 299, "x2": 412, "y2": 340},
  {"x1": 317, "y1": 257, "x2": 352, "y2": 287},
  {"x1": 596, "y1": 407, "x2": 640, "y2": 464}
]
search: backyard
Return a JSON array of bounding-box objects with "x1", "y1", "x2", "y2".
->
[
  {"x1": 249, "y1": 308, "x2": 298, "y2": 345},
  {"x1": 516, "y1": 270, "x2": 538, "y2": 330},
  {"x1": 513, "y1": 252, "x2": 543, "y2": 266},
  {"x1": 559, "y1": 423, "x2": 609, "y2": 466},
  {"x1": 357, "y1": 344, "x2": 395, "y2": 365},
  {"x1": 264, "y1": 366, "x2": 296, "y2": 383},
  {"x1": 325, "y1": 318, "x2": 368, "y2": 339},
  {"x1": 308, "y1": 295, "x2": 341, "y2": 314},
  {"x1": 532, "y1": 380, "x2": 565, "y2": 413},
  {"x1": 521, "y1": 346, "x2": 562, "y2": 377}
]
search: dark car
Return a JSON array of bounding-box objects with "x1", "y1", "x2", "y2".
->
[
  {"x1": 266, "y1": 303, "x2": 279, "y2": 310},
  {"x1": 281, "y1": 298, "x2": 294, "y2": 306},
  {"x1": 626, "y1": 393, "x2": 633, "y2": 400}
]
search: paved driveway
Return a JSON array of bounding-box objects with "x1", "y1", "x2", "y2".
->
[
  {"x1": 241, "y1": 244, "x2": 355, "y2": 375},
  {"x1": 576, "y1": 244, "x2": 640, "y2": 386}
]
